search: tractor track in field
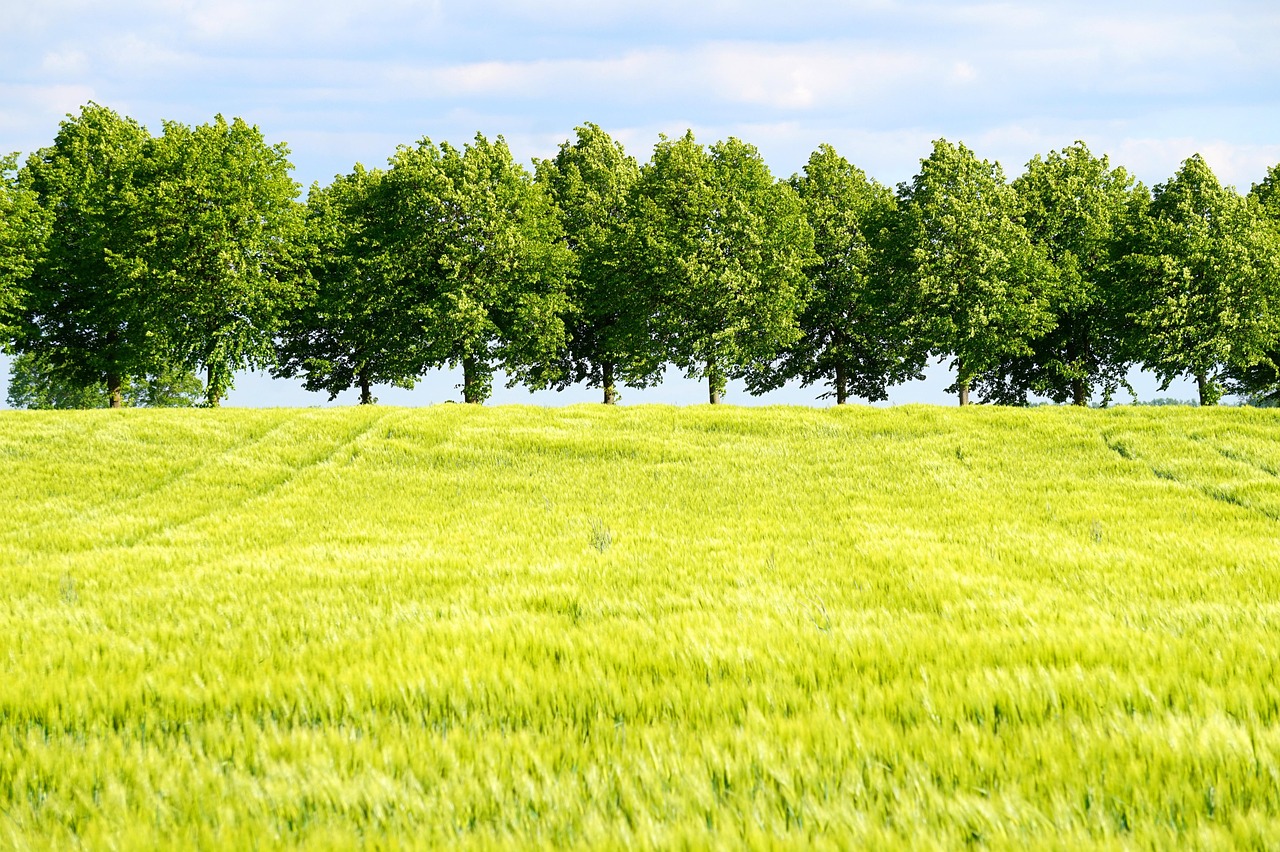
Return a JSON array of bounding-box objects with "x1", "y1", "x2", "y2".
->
[
  {"x1": 7, "y1": 409, "x2": 401, "y2": 553},
  {"x1": 1102, "y1": 430, "x2": 1280, "y2": 524}
]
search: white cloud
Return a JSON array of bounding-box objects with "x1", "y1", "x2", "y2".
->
[
  {"x1": 39, "y1": 50, "x2": 92, "y2": 77},
  {"x1": 0, "y1": 84, "x2": 99, "y2": 141},
  {"x1": 1106, "y1": 138, "x2": 1280, "y2": 190},
  {"x1": 385, "y1": 42, "x2": 947, "y2": 111}
]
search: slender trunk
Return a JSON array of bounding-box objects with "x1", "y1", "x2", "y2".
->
[
  {"x1": 1196, "y1": 371, "x2": 1212, "y2": 406},
  {"x1": 707, "y1": 359, "x2": 725, "y2": 405},
  {"x1": 359, "y1": 374, "x2": 373, "y2": 405},
  {"x1": 834, "y1": 362, "x2": 849, "y2": 405},
  {"x1": 206, "y1": 364, "x2": 221, "y2": 407},
  {"x1": 106, "y1": 372, "x2": 123, "y2": 409},
  {"x1": 956, "y1": 356, "x2": 970, "y2": 406},
  {"x1": 462, "y1": 356, "x2": 482, "y2": 404},
  {"x1": 1071, "y1": 330, "x2": 1091, "y2": 407},
  {"x1": 602, "y1": 362, "x2": 618, "y2": 405},
  {"x1": 958, "y1": 382, "x2": 970, "y2": 406},
  {"x1": 1072, "y1": 378, "x2": 1087, "y2": 407}
]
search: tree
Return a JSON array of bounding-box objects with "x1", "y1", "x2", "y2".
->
[
  {"x1": 895, "y1": 139, "x2": 1057, "y2": 405},
  {"x1": 534, "y1": 123, "x2": 659, "y2": 403},
  {"x1": 976, "y1": 143, "x2": 1142, "y2": 406},
  {"x1": 1232, "y1": 163, "x2": 1280, "y2": 404},
  {"x1": 1125, "y1": 155, "x2": 1280, "y2": 405},
  {"x1": 624, "y1": 132, "x2": 814, "y2": 404},
  {"x1": 0, "y1": 153, "x2": 46, "y2": 346},
  {"x1": 128, "y1": 116, "x2": 307, "y2": 406},
  {"x1": 6, "y1": 351, "x2": 202, "y2": 409},
  {"x1": 274, "y1": 165, "x2": 421, "y2": 404},
  {"x1": 15, "y1": 103, "x2": 170, "y2": 408},
  {"x1": 745, "y1": 144, "x2": 924, "y2": 404},
  {"x1": 1251, "y1": 163, "x2": 1280, "y2": 221},
  {"x1": 380, "y1": 134, "x2": 573, "y2": 404}
]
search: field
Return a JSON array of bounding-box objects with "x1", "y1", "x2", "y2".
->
[{"x1": 2, "y1": 404, "x2": 1279, "y2": 848}]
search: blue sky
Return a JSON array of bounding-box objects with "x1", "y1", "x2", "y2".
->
[{"x1": 4, "y1": 0, "x2": 1279, "y2": 406}]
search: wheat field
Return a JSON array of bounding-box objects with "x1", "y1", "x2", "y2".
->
[{"x1": 2, "y1": 404, "x2": 1278, "y2": 848}]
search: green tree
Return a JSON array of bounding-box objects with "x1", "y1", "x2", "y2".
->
[
  {"x1": 128, "y1": 116, "x2": 307, "y2": 406},
  {"x1": 6, "y1": 351, "x2": 202, "y2": 409},
  {"x1": 15, "y1": 103, "x2": 169, "y2": 407},
  {"x1": 1125, "y1": 155, "x2": 1280, "y2": 405},
  {"x1": 381, "y1": 134, "x2": 573, "y2": 404},
  {"x1": 534, "y1": 124, "x2": 658, "y2": 403},
  {"x1": 1251, "y1": 163, "x2": 1280, "y2": 221},
  {"x1": 976, "y1": 143, "x2": 1143, "y2": 406},
  {"x1": 745, "y1": 144, "x2": 923, "y2": 404},
  {"x1": 1233, "y1": 163, "x2": 1280, "y2": 404},
  {"x1": 1, "y1": 153, "x2": 46, "y2": 345},
  {"x1": 274, "y1": 165, "x2": 420, "y2": 404},
  {"x1": 625, "y1": 132, "x2": 814, "y2": 404},
  {"x1": 896, "y1": 139, "x2": 1057, "y2": 405}
]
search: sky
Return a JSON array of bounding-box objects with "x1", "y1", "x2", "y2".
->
[{"x1": 4, "y1": 0, "x2": 1279, "y2": 407}]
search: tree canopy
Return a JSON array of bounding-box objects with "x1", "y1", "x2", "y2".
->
[
  {"x1": 624, "y1": 132, "x2": 815, "y2": 404},
  {"x1": 129, "y1": 115, "x2": 306, "y2": 406},
  {"x1": 274, "y1": 165, "x2": 421, "y2": 404},
  {"x1": 746, "y1": 144, "x2": 923, "y2": 404},
  {"x1": 15, "y1": 103, "x2": 168, "y2": 407},
  {"x1": 1125, "y1": 155, "x2": 1280, "y2": 405},
  {"x1": 0, "y1": 153, "x2": 45, "y2": 343},
  {"x1": 1251, "y1": 163, "x2": 1280, "y2": 222},
  {"x1": 6, "y1": 103, "x2": 1280, "y2": 408},
  {"x1": 534, "y1": 123, "x2": 655, "y2": 403},
  {"x1": 896, "y1": 139, "x2": 1057, "y2": 405},
  {"x1": 976, "y1": 143, "x2": 1142, "y2": 405},
  {"x1": 380, "y1": 134, "x2": 573, "y2": 403}
]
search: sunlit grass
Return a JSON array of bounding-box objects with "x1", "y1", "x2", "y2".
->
[{"x1": 2, "y1": 404, "x2": 1279, "y2": 847}]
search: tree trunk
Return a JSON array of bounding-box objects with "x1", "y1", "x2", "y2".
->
[
  {"x1": 958, "y1": 381, "x2": 970, "y2": 406},
  {"x1": 462, "y1": 356, "x2": 482, "y2": 404},
  {"x1": 1196, "y1": 371, "x2": 1213, "y2": 406},
  {"x1": 834, "y1": 362, "x2": 848, "y2": 405},
  {"x1": 206, "y1": 364, "x2": 221, "y2": 407},
  {"x1": 602, "y1": 362, "x2": 618, "y2": 405},
  {"x1": 106, "y1": 372, "x2": 123, "y2": 409},
  {"x1": 707, "y1": 359, "x2": 725, "y2": 405},
  {"x1": 1071, "y1": 333, "x2": 1091, "y2": 407},
  {"x1": 359, "y1": 374, "x2": 373, "y2": 405}
]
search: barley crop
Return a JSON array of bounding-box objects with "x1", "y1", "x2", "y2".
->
[{"x1": 2, "y1": 404, "x2": 1279, "y2": 848}]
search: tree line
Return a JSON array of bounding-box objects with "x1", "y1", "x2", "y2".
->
[{"x1": 3, "y1": 103, "x2": 1279, "y2": 409}]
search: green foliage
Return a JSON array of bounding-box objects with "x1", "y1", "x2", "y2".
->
[
  {"x1": 1130, "y1": 396, "x2": 1198, "y2": 407},
  {"x1": 1251, "y1": 162, "x2": 1280, "y2": 222},
  {"x1": 15, "y1": 103, "x2": 170, "y2": 406},
  {"x1": 625, "y1": 132, "x2": 815, "y2": 403},
  {"x1": 6, "y1": 350, "x2": 203, "y2": 408},
  {"x1": 978, "y1": 143, "x2": 1142, "y2": 406},
  {"x1": 3, "y1": 405, "x2": 1280, "y2": 846},
  {"x1": 1234, "y1": 164, "x2": 1280, "y2": 407},
  {"x1": 274, "y1": 165, "x2": 419, "y2": 403},
  {"x1": 0, "y1": 153, "x2": 46, "y2": 344},
  {"x1": 534, "y1": 124, "x2": 656, "y2": 403},
  {"x1": 896, "y1": 139, "x2": 1058, "y2": 404},
  {"x1": 130, "y1": 116, "x2": 307, "y2": 406},
  {"x1": 381, "y1": 134, "x2": 574, "y2": 403},
  {"x1": 1125, "y1": 155, "x2": 1280, "y2": 405},
  {"x1": 747, "y1": 143, "x2": 923, "y2": 403}
]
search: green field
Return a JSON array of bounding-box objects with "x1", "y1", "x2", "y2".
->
[{"x1": 2, "y1": 404, "x2": 1279, "y2": 848}]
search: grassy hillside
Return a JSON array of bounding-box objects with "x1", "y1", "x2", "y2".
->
[{"x1": 2, "y1": 404, "x2": 1279, "y2": 848}]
